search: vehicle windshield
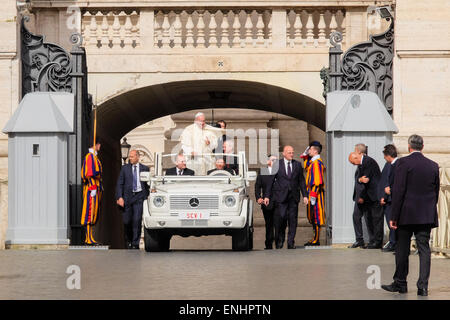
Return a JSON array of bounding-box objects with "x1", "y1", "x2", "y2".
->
[{"x1": 161, "y1": 153, "x2": 240, "y2": 177}]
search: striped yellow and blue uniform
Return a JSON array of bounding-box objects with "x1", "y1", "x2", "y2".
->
[
  {"x1": 304, "y1": 156, "x2": 326, "y2": 227},
  {"x1": 81, "y1": 151, "x2": 103, "y2": 228}
]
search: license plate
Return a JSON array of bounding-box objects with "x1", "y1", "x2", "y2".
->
[{"x1": 178, "y1": 212, "x2": 210, "y2": 220}]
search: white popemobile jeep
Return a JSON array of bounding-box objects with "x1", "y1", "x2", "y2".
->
[{"x1": 140, "y1": 151, "x2": 257, "y2": 252}]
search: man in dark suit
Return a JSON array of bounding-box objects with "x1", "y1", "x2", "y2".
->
[
  {"x1": 348, "y1": 151, "x2": 383, "y2": 249},
  {"x1": 207, "y1": 158, "x2": 236, "y2": 175},
  {"x1": 378, "y1": 144, "x2": 398, "y2": 252},
  {"x1": 213, "y1": 120, "x2": 228, "y2": 154},
  {"x1": 264, "y1": 146, "x2": 308, "y2": 249},
  {"x1": 116, "y1": 150, "x2": 150, "y2": 249},
  {"x1": 255, "y1": 154, "x2": 278, "y2": 249},
  {"x1": 165, "y1": 154, "x2": 195, "y2": 176},
  {"x1": 382, "y1": 135, "x2": 440, "y2": 296}
]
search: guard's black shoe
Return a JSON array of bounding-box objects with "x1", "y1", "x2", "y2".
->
[
  {"x1": 417, "y1": 288, "x2": 428, "y2": 296},
  {"x1": 348, "y1": 241, "x2": 365, "y2": 248},
  {"x1": 310, "y1": 241, "x2": 320, "y2": 246},
  {"x1": 304, "y1": 241, "x2": 312, "y2": 246},
  {"x1": 381, "y1": 282, "x2": 408, "y2": 294}
]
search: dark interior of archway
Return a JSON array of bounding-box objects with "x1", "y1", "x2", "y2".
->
[{"x1": 94, "y1": 79, "x2": 325, "y2": 248}]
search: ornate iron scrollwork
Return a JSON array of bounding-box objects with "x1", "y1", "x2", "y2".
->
[
  {"x1": 21, "y1": 16, "x2": 73, "y2": 96},
  {"x1": 327, "y1": 21, "x2": 394, "y2": 113},
  {"x1": 320, "y1": 67, "x2": 330, "y2": 99}
]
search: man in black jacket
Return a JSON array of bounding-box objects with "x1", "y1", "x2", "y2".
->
[
  {"x1": 378, "y1": 144, "x2": 398, "y2": 252},
  {"x1": 255, "y1": 155, "x2": 277, "y2": 249},
  {"x1": 348, "y1": 151, "x2": 383, "y2": 249},
  {"x1": 382, "y1": 135, "x2": 440, "y2": 296},
  {"x1": 165, "y1": 154, "x2": 195, "y2": 176},
  {"x1": 207, "y1": 158, "x2": 235, "y2": 175},
  {"x1": 116, "y1": 150, "x2": 150, "y2": 249},
  {"x1": 264, "y1": 146, "x2": 308, "y2": 249}
]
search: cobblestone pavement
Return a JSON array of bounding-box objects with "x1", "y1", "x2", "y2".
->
[{"x1": 0, "y1": 248, "x2": 449, "y2": 300}]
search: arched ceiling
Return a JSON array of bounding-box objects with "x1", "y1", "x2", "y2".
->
[{"x1": 97, "y1": 79, "x2": 325, "y2": 141}]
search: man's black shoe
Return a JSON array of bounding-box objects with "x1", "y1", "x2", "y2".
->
[
  {"x1": 381, "y1": 282, "x2": 408, "y2": 294},
  {"x1": 275, "y1": 245, "x2": 282, "y2": 249},
  {"x1": 417, "y1": 288, "x2": 428, "y2": 296},
  {"x1": 366, "y1": 243, "x2": 382, "y2": 249},
  {"x1": 132, "y1": 245, "x2": 140, "y2": 250},
  {"x1": 348, "y1": 241, "x2": 365, "y2": 248},
  {"x1": 264, "y1": 246, "x2": 273, "y2": 250},
  {"x1": 287, "y1": 244, "x2": 296, "y2": 249},
  {"x1": 382, "y1": 243, "x2": 396, "y2": 252}
]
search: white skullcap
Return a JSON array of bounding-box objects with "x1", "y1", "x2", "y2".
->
[{"x1": 194, "y1": 112, "x2": 205, "y2": 119}]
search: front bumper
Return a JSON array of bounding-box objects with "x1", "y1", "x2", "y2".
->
[
  {"x1": 144, "y1": 215, "x2": 246, "y2": 229},
  {"x1": 144, "y1": 199, "x2": 251, "y2": 230}
]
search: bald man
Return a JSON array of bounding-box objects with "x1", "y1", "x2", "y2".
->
[
  {"x1": 348, "y1": 151, "x2": 383, "y2": 249},
  {"x1": 264, "y1": 146, "x2": 308, "y2": 249},
  {"x1": 116, "y1": 149, "x2": 150, "y2": 249}
]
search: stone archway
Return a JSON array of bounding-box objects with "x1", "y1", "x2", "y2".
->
[{"x1": 95, "y1": 79, "x2": 325, "y2": 248}]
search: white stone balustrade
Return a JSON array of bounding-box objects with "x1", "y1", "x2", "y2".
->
[
  {"x1": 82, "y1": 10, "x2": 140, "y2": 49},
  {"x1": 286, "y1": 9, "x2": 346, "y2": 48},
  {"x1": 80, "y1": 8, "x2": 346, "y2": 51}
]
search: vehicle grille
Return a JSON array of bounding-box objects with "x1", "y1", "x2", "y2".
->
[{"x1": 170, "y1": 195, "x2": 219, "y2": 210}]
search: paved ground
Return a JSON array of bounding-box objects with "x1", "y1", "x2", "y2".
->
[{"x1": 0, "y1": 247, "x2": 449, "y2": 300}]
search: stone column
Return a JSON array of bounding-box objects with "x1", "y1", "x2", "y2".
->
[{"x1": 140, "y1": 9, "x2": 155, "y2": 50}]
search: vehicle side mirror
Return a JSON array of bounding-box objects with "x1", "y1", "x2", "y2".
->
[
  {"x1": 140, "y1": 172, "x2": 150, "y2": 182},
  {"x1": 246, "y1": 171, "x2": 257, "y2": 181}
]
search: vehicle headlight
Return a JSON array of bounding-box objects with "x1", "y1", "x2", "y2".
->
[
  {"x1": 224, "y1": 195, "x2": 236, "y2": 207},
  {"x1": 153, "y1": 196, "x2": 165, "y2": 208}
]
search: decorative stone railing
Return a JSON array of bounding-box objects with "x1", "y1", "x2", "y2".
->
[
  {"x1": 80, "y1": 8, "x2": 346, "y2": 50},
  {"x1": 81, "y1": 10, "x2": 140, "y2": 49}
]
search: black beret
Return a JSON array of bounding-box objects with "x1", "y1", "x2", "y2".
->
[{"x1": 309, "y1": 141, "x2": 322, "y2": 152}]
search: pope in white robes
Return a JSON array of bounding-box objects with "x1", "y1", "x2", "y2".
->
[{"x1": 180, "y1": 112, "x2": 222, "y2": 175}]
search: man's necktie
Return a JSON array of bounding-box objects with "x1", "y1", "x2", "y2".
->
[
  {"x1": 287, "y1": 161, "x2": 292, "y2": 178},
  {"x1": 133, "y1": 165, "x2": 138, "y2": 191}
]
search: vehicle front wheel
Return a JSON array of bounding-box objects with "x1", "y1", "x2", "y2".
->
[
  {"x1": 144, "y1": 228, "x2": 162, "y2": 252},
  {"x1": 160, "y1": 234, "x2": 171, "y2": 252},
  {"x1": 232, "y1": 223, "x2": 251, "y2": 251}
]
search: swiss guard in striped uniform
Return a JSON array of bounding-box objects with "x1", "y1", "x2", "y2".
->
[
  {"x1": 300, "y1": 141, "x2": 326, "y2": 246},
  {"x1": 81, "y1": 140, "x2": 103, "y2": 245}
]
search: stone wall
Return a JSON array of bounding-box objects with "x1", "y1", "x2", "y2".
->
[{"x1": 393, "y1": 0, "x2": 450, "y2": 165}]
